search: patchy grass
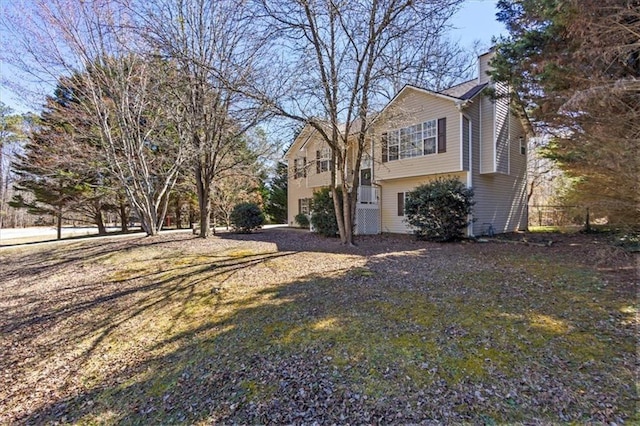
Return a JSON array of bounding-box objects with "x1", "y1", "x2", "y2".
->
[{"x1": 0, "y1": 229, "x2": 636, "y2": 424}]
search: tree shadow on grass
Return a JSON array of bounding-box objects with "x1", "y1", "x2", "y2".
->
[{"x1": 3, "y1": 230, "x2": 637, "y2": 424}]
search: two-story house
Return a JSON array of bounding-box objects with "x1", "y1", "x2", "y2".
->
[{"x1": 285, "y1": 51, "x2": 528, "y2": 237}]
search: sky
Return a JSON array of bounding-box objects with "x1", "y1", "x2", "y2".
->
[
  {"x1": 451, "y1": 0, "x2": 507, "y2": 50},
  {"x1": 0, "y1": 1, "x2": 507, "y2": 115}
]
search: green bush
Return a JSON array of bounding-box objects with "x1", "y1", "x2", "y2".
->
[
  {"x1": 294, "y1": 212, "x2": 310, "y2": 229},
  {"x1": 405, "y1": 178, "x2": 474, "y2": 242},
  {"x1": 310, "y1": 187, "x2": 340, "y2": 237},
  {"x1": 230, "y1": 202, "x2": 265, "y2": 233}
]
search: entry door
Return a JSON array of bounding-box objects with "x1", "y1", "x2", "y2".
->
[{"x1": 360, "y1": 168, "x2": 372, "y2": 186}]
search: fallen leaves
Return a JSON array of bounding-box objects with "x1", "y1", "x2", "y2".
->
[{"x1": 0, "y1": 230, "x2": 636, "y2": 424}]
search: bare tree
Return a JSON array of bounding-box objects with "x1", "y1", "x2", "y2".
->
[
  {"x1": 0, "y1": 103, "x2": 28, "y2": 233},
  {"x1": 133, "y1": 0, "x2": 271, "y2": 237},
  {"x1": 253, "y1": 0, "x2": 465, "y2": 244},
  {"x1": 2, "y1": 0, "x2": 187, "y2": 235}
]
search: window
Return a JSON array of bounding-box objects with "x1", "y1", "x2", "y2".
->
[
  {"x1": 381, "y1": 132, "x2": 399, "y2": 162},
  {"x1": 298, "y1": 198, "x2": 311, "y2": 215},
  {"x1": 294, "y1": 157, "x2": 306, "y2": 179},
  {"x1": 519, "y1": 136, "x2": 526, "y2": 155},
  {"x1": 423, "y1": 120, "x2": 437, "y2": 155},
  {"x1": 316, "y1": 147, "x2": 331, "y2": 173},
  {"x1": 382, "y1": 118, "x2": 447, "y2": 162},
  {"x1": 397, "y1": 192, "x2": 405, "y2": 216}
]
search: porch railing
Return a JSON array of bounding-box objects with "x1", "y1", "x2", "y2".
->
[{"x1": 357, "y1": 185, "x2": 379, "y2": 205}]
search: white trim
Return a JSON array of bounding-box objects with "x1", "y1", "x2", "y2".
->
[
  {"x1": 284, "y1": 124, "x2": 314, "y2": 158},
  {"x1": 507, "y1": 90, "x2": 511, "y2": 176},
  {"x1": 459, "y1": 112, "x2": 464, "y2": 170},
  {"x1": 466, "y1": 167, "x2": 473, "y2": 237},
  {"x1": 479, "y1": 97, "x2": 483, "y2": 174},
  {"x1": 465, "y1": 114, "x2": 474, "y2": 237},
  {"x1": 492, "y1": 93, "x2": 497, "y2": 173},
  {"x1": 468, "y1": 116, "x2": 473, "y2": 178}
]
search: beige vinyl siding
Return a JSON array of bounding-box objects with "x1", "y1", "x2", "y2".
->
[
  {"x1": 480, "y1": 92, "x2": 496, "y2": 173},
  {"x1": 373, "y1": 90, "x2": 462, "y2": 180},
  {"x1": 467, "y1": 100, "x2": 528, "y2": 235},
  {"x1": 495, "y1": 82, "x2": 510, "y2": 174},
  {"x1": 462, "y1": 115, "x2": 470, "y2": 171},
  {"x1": 305, "y1": 137, "x2": 333, "y2": 188},
  {"x1": 380, "y1": 173, "x2": 467, "y2": 234},
  {"x1": 285, "y1": 126, "x2": 314, "y2": 226},
  {"x1": 286, "y1": 177, "x2": 315, "y2": 226}
]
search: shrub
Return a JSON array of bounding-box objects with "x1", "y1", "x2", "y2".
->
[
  {"x1": 294, "y1": 212, "x2": 310, "y2": 229},
  {"x1": 405, "y1": 178, "x2": 474, "y2": 242},
  {"x1": 230, "y1": 202, "x2": 265, "y2": 233},
  {"x1": 310, "y1": 187, "x2": 340, "y2": 237}
]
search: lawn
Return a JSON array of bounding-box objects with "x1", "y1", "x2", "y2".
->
[{"x1": 0, "y1": 229, "x2": 637, "y2": 424}]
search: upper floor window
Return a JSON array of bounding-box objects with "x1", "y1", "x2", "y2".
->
[
  {"x1": 382, "y1": 117, "x2": 446, "y2": 163},
  {"x1": 316, "y1": 147, "x2": 331, "y2": 173},
  {"x1": 293, "y1": 157, "x2": 306, "y2": 179}
]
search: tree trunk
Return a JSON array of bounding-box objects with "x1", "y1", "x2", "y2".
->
[
  {"x1": 95, "y1": 210, "x2": 106, "y2": 235},
  {"x1": 342, "y1": 187, "x2": 354, "y2": 246},
  {"x1": 332, "y1": 185, "x2": 347, "y2": 244},
  {"x1": 196, "y1": 166, "x2": 211, "y2": 238},
  {"x1": 56, "y1": 209, "x2": 62, "y2": 240},
  {"x1": 119, "y1": 197, "x2": 128, "y2": 232},
  {"x1": 141, "y1": 211, "x2": 158, "y2": 236},
  {"x1": 175, "y1": 194, "x2": 182, "y2": 229}
]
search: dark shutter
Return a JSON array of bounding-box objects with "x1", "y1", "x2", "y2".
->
[
  {"x1": 316, "y1": 150, "x2": 321, "y2": 174},
  {"x1": 437, "y1": 118, "x2": 446, "y2": 153},
  {"x1": 303, "y1": 157, "x2": 307, "y2": 177},
  {"x1": 397, "y1": 192, "x2": 405, "y2": 216},
  {"x1": 298, "y1": 198, "x2": 302, "y2": 214},
  {"x1": 381, "y1": 133, "x2": 388, "y2": 163},
  {"x1": 293, "y1": 158, "x2": 298, "y2": 178}
]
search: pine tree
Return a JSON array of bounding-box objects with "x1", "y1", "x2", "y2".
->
[
  {"x1": 265, "y1": 161, "x2": 288, "y2": 224},
  {"x1": 492, "y1": 0, "x2": 639, "y2": 226}
]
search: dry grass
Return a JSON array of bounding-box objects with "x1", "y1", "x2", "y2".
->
[{"x1": 0, "y1": 228, "x2": 637, "y2": 424}]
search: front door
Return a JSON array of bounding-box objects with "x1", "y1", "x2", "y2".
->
[{"x1": 360, "y1": 168, "x2": 372, "y2": 186}]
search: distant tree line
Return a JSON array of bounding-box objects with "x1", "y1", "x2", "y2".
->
[
  {"x1": 11, "y1": 0, "x2": 634, "y2": 239},
  {"x1": 2, "y1": 0, "x2": 474, "y2": 243}
]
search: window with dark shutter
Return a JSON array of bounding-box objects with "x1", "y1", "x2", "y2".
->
[
  {"x1": 397, "y1": 192, "x2": 405, "y2": 216},
  {"x1": 437, "y1": 117, "x2": 446, "y2": 153},
  {"x1": 316, "y1": 150, "x2": 321, "y2": 174}
]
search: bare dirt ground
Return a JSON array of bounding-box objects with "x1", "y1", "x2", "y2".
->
[{"x1": 0, "y1": 228, "x2": 637, "y2": 424}]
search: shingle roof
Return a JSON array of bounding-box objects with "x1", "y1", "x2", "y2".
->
[
  {"x1": 458, "y1": 82, "x2": 488, "y2": 100},
  {"x1": 440, "y1": 79, "x2": 488, "y2": 100}
]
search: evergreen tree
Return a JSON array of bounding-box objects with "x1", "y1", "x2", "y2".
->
[
  {"x1": 492, "y1": 0, "x2": 639, "y2": 225},
  {"x1": 265, "y1": 161, "x2": 288, "y2": 224}
]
